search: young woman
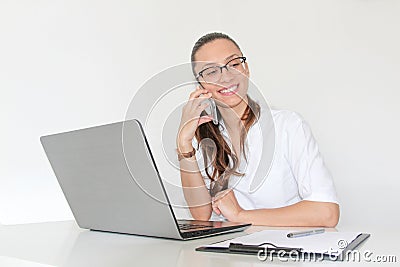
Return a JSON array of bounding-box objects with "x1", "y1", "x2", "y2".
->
[{"x1": 176, "y1": 32, "x2": 339, "y2": 227}]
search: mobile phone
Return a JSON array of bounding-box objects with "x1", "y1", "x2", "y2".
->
[{"x1": 202, "y1": 97, "x2": 218, "y2": 125}]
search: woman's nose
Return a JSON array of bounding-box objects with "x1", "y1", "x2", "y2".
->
[{"x1": 219, "y1": 67, "x2": 235, "y2": 83}]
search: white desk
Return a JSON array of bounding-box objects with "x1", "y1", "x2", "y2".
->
[{"x1": 0, "y1": 221, "x2": 398, "y2": 266}]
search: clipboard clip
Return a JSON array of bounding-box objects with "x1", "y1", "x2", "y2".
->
[{"x1": 229, "y1": 242, "x2": 303, "y2": 254}]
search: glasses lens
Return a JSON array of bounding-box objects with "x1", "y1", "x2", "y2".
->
[
  {"x1": 202, "y1": 67, "x2": 220, "y2": 83},
  {"x1": 227, "y1": 58, "x2": 245, "y2": 75},
  {"x1": 200, "y1": 57, "x2": 246, "y2": 83}
]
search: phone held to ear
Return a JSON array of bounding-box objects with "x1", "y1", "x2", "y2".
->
[{"x1": 202, "y1": 97, "x2": 218, "y2": 125}]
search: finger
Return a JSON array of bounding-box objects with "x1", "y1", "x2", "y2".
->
[
  {"x1": 196, "y1": 101, "x2": 209, "y2": 111},
  {"x1": 189, "y1": 89, "x2": 208, "y2": 99},
  {"x1": 188, "y1": 100, "x2": 209, "y2": 115},
  {"x1": 189, "y1": 88, "x2": 209, "y2": 100},
  {"x1": 212, "y1": 202, "x2": 221, "y2": 215},
  {"x1": 213, "y1": 206, "x2": 221, "y2": 215},
  {"x1": 186, "y1": 96, "x2": 212, "y2": 110},
  {"x1": 197, "y1": 115, "x2": 213, "y2": 126},
  {"x1": 187, "y1": 94, "x2": 212, "y2": 110}
]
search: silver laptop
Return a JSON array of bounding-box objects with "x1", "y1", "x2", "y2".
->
[{"x1": 40, "y1": 119, "x2": 250, "y2": 240}]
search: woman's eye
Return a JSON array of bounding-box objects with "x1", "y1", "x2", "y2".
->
[{"x1": 205, "y1": 70, "x2": 218, "y2": 76}]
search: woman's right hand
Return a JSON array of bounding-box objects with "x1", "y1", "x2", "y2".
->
[{"x1": 176, "y1": 86, "x2": 213, "y2": 149}]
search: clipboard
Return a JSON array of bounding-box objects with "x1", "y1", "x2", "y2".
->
[{"x1": 196, "y1": 231, "x2": 370, "y2": 261}]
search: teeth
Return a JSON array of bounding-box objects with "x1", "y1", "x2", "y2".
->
[{"x1": 219, "y1": 85, "x2": 237, "y2": 94}]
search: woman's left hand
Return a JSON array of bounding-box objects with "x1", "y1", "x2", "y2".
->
[{"x1": 212, "y1": 189, "x2": 244, "y2": 222}]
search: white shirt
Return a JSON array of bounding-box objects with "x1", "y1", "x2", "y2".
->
[{"x1": 192, "y1": 106, "x2": 338, "y2": 215}]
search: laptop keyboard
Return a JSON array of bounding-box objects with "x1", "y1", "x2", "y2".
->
[{"x1": 178, "y1": 223, "x2": 213, "y2": 230}]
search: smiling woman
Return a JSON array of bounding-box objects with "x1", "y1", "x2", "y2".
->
[{"x1": 176, "y1": 32, "x2": 340, "y2": 227}]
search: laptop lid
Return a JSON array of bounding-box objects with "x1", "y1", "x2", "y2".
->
[{"x1": 40, "y1": 119, "x2": 250, "y2": 240}]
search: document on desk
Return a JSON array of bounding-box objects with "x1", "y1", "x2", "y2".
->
[{"x1": 200, "y1": 230, "x2": 369, "y2": 257}]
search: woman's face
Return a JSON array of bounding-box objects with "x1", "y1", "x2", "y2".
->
[{"x1": 193, "y1": 39, "x2": 249, "y2": 109}]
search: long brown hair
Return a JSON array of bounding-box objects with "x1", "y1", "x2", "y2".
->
[{"x1": 191, "y1": 32, "x2": 260, "y2": 192}]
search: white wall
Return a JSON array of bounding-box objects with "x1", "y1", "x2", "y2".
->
[{"x1": 1, "y1": 0, "x2": 399, "y2": 228}]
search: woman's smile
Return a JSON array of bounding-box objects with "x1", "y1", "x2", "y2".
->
[{"x1": 217, "y1": 83, "x2": 239, "y2": 96}]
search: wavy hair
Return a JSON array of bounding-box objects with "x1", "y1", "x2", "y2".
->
[{"x1": 191, "y1": 32, "x2": 260, "y2": 194}]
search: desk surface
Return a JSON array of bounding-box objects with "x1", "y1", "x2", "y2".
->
[{"x1": 0, "y1": 221, "x2": 398, "y2": 267}]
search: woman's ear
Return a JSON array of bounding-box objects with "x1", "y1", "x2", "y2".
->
[{"x1": 244, "y1": 62, "x2": 250, "y2": 77}]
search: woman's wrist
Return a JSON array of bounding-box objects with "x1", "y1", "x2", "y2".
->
[
  {"x1": 177, "y1": 147, "x2": 196, "y2": 161},
  {"x1": 176, "y1": 140, "x2": 194, "y2": 153},
  {"x1": 236, "y1": 209, "x2": 251, "y2": 224}
]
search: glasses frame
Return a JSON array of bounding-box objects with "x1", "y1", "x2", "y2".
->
[{"x1": 196, "y1": 56, "x2": 247, "y2": 83}]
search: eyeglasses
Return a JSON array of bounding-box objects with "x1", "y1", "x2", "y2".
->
[{"x1": 196, "y1": 56, "x2": 247, "y2": 84}]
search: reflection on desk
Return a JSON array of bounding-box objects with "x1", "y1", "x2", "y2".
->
[{"x1": 0, "y1": 221, "x2": 398, "y2": 267}]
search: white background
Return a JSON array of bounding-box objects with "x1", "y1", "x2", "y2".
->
[{"x1": 1, "y1": 0, "x2": 399, "y2": 228}]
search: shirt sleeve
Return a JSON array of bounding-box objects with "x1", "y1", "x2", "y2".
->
[{"x1": 286, "y1": 112, "x2": 339, "y2": 204}]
